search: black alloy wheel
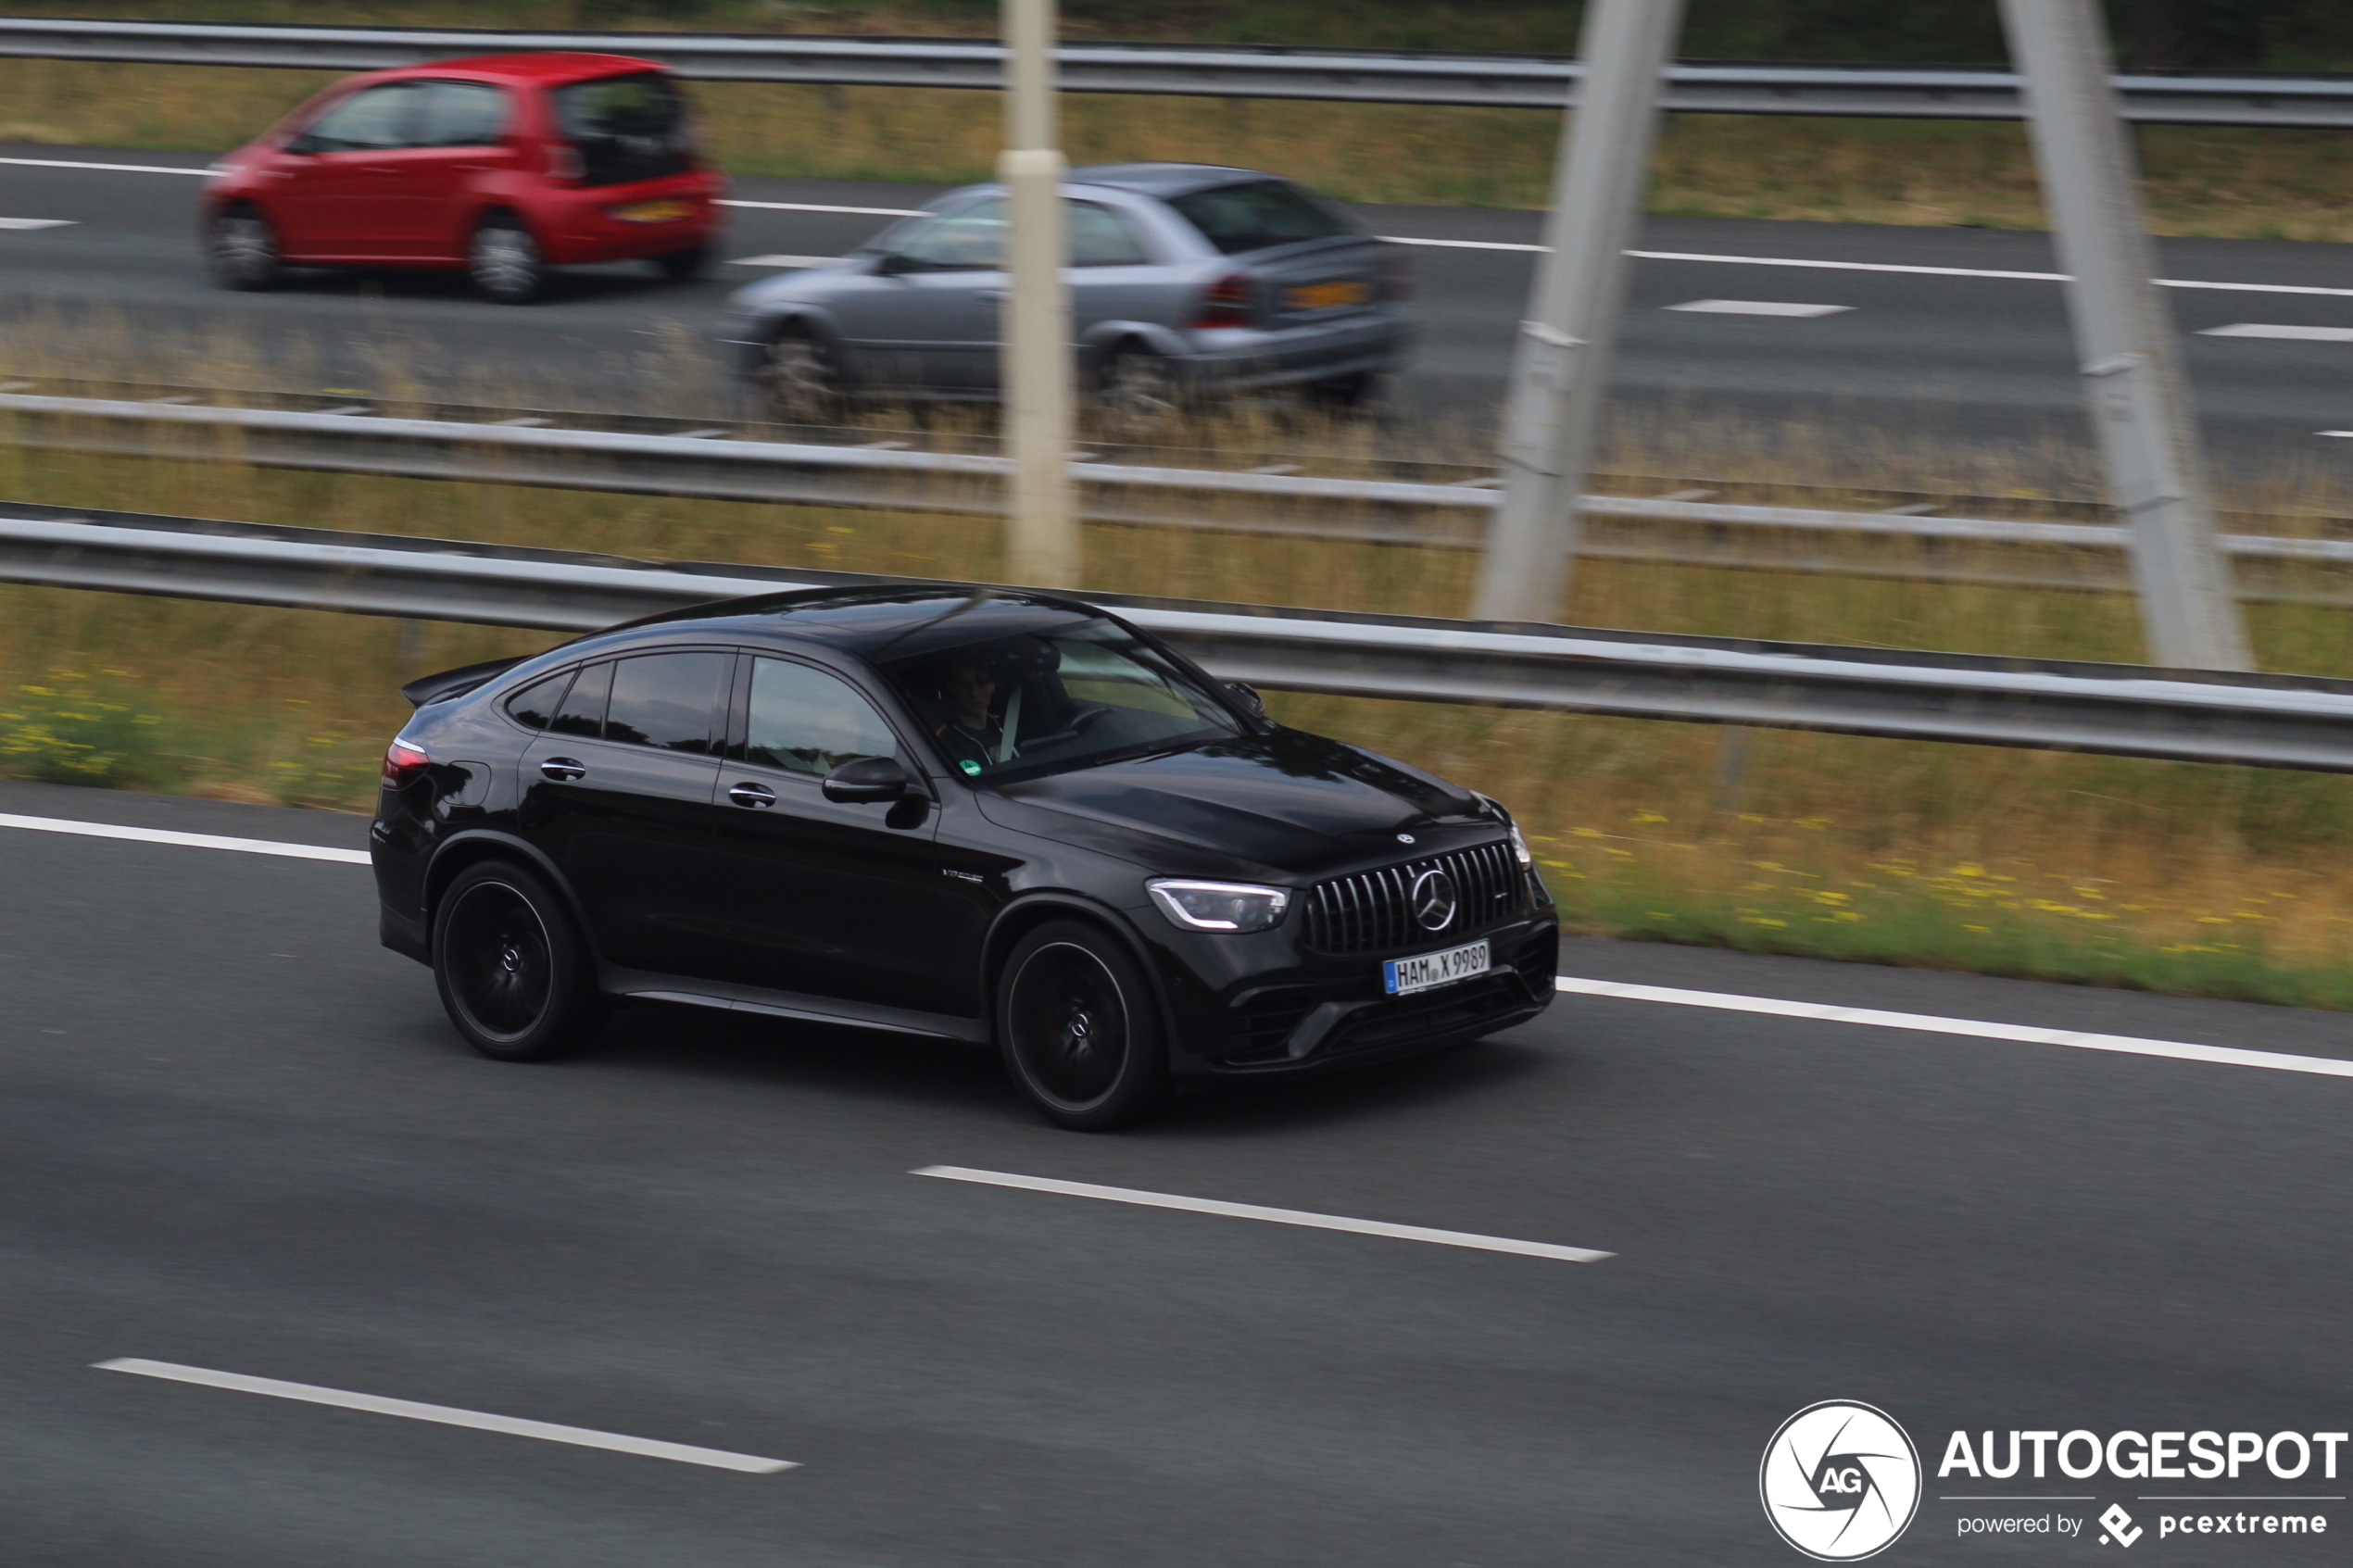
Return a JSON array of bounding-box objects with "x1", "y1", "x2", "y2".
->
[
  {"x1": 652, "y1": 245, "x2": 708, "y2": 281},
  {"x1": 432, "y1": 861, "x2": 604, "y2": 1061},
  {"x1": 997, "y1": 920, "x2": 1168, "y2": 1131},
  {"x1": 470, "y1": 215, "x2": 547, "y2": 304},
  {"x1": 207, "y1": 207, "x2": 283, "y2": 291}
]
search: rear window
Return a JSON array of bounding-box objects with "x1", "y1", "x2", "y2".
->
[
  {"x1": 553, "y1": 71, "x2": 694, "y2": 187},
  {"x1": 1167, "y1": 180, "x2": 1353, "y2": 256}
]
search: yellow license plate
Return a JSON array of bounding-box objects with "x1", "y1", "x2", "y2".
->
[
  {"x1": 1286, "y1": 279, "x2": 1369, "y2": 310},
  {"x1": 614, "y1": 198, "x2": 694, "y2": 223}
]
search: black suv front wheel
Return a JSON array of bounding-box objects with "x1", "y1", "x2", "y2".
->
[
  {"x1": 432, "y1": 861, "x2": 604, "y2": 1061},
  {"x1": 997, "y1": 920, "x2": 1168, "y2": 1131}
]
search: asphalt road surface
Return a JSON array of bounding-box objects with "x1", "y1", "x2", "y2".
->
[
  {"x1": 6, "y1": 144, "x2": 2353, "y2": 467},
  {"x1": 4, "y1": 776, "x2": 2347, "y2": 1566}
]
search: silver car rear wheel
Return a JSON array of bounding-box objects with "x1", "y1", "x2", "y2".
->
[
  {"x1": 755, "y1": 330, "x2": 839, "y2": 424},
  {"x1": 1098, "y1": 345, "x2": 1181, "y2": 436}
]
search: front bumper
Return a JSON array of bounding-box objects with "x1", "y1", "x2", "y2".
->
[{"x1": 1153, "y1": 913, "x2": 1559, "y2": 1078}]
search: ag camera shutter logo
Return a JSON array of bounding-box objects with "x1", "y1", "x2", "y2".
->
[{"x1": 1761, "y1": 1400, "x2": 1923, "y2": 1561}]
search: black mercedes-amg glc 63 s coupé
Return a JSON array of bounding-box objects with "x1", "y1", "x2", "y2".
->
[{"x1": 371, "y1": 586, "x2": 1556, "y2": 1128}]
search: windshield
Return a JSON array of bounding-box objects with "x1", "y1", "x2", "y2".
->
[
  {"x1": 1167, "y1": 179, "x2": 1354, "y2": 255},
  {"x1": 880, "y1": 621, "x2": 1243, "y2": 782}
]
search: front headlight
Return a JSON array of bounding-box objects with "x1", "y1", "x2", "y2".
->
[
  {"x1": 1147, "y1": 879, "x2": 1290, "y2": 934},
  {"x1": 1477, "y1": 794, "x2": 1535, "y2": 867}
]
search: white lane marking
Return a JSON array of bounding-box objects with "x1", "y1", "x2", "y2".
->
[
  {"x1": 1667, "y1": 298, "x2": 1852, "y2": 317},
  {"x1": 94, "y1": 1359, "x2": 796, "y2": 1473},
  {"x1": 1394, "y1": 238, "x2": 2353, "y2": 297},
  {"x1": 913, "y1": 1165, "x2": 1612, "y2": 1262},
  {"x1": 2202, "y1": 321, "x2": 2353, "y2": 341},
  {"x1": 1554, "y1": 975, "x2": 2353, "y2": 1079},
  {"x1": 729, "y1": 253, "x2": 837, "y2": 268},
  {"x1": 0, "y1": 217, "x2": 74, "y2": 230},
  {"x1": 2320, "y1": 430, "x2": 2353, "y2": 438},
  {"x1": 0, "y1": 156, "x2": 208, "y2": 176},
  {"x1": 720, "y1": 199, "x2": 923, "y2": 216},
  {"x1": 0, "y1": 812, "x2": 370, "y2": 865}
]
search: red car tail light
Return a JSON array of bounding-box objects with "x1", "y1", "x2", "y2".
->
[
  {"x1": 382, "y1": 739, "x2": 431, "y2": 789},
  {"x1": 1190, "y1": 274, "x2": 1254, "y2": 329}
]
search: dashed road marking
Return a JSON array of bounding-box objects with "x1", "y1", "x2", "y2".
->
[
  {"x1": 1666, "y1": 298, "x2": 1852, "y2": 317},
  {"x1": 0, "y1": 813, "x2": 369, "y2": 865},
  {"x1": 2201, "y1": 322, "x2": 2353, "y2": 342},
  {"x1": 728, "y1": 254, "x2": 838, "y2": 268},
  {"x1": 914, "y1": 1165, "x2": 1612, "y2": 1262},
  {"x1": 0, "y1": 217, "x2": 74, "y2": 230},
  {"x1": 94, "y1": 1359, "x2": 797, "y2": 1473}
]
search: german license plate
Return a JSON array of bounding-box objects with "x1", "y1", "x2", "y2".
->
[
  {"x1": 614, "y1": 198, "x2": 694, "y2": 223},
  {"x1": 1383, "y1": 938, "x2": 1491, "y2": 997},
  {"x1": 1286, "y1": 278, "x2": 1369, "y2": 310}
]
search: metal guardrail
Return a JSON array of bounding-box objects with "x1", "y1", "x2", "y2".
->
[
  {"x1": 6, "y1": 391, "x2": 2351, "y2": 603},
  {"x1": 6, "y1": 500, "x2": 2353, "y2": 772},
  {"x1": 2, "y1": 18, "x2": 2351, "y2": 126}
]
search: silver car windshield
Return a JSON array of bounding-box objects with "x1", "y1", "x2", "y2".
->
[{"x1": 881, "y1": 621, "x2": 1242, "y2": 781}]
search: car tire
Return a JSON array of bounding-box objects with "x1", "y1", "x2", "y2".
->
[
  {"x1": 652, "y1": 245, "x2": 708, "y2": 281},
  {"x1": 1305, "y1": 370, "x2": 1386, "y2": 411},
  {"x1": 1097, "y1": 344, "x2": 1183, "y2": 437},
  {"x1": 207, "y1": 207, "x2": 284, "y2": 291},
  {"x1": 753, "y1": 326, "x2": 841, "y2": 424},
  {"x1": 432, "y1": 860, "x2": 605, "y2": 1062},
  {"x1": 470, "y1": 216, "x2": 547, "y2": 304},
  {"x1": 997, "y1": 919, "x2": 1169, "y2": 1131}
]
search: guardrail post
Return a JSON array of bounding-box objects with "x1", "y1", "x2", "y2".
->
[
  {"x1": 999, "y1": 0, "x2": 1079, "y2": 586},
  {"x1": 1998, "y1": 0, "x2": 2249, "y2": 671},
  {"x1": 1473, "y1": 0, "x2": 1686, "y2": 625}
]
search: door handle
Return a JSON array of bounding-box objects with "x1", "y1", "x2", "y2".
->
[
  {"x1": 975, "y1": 288, "x2": 1008, "y2": 302},
  {"x1": 540, "y1": 758, "x2": 586, "y2": 782},
  {"x1": 365, "y1": 166, "x2": 404, "y2": 176},
  {"x1": 728, "y1": 782, "x2": 777, "y2": 809}
]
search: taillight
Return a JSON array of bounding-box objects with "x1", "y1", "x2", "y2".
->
[
  {"x1": 382, "y1": 739, "x2": 431, "y2": 790},
  {"x1": 1378, "y1": 246, "x2": 1414, "y2": 303},
  {"x1": 1190, "y1": 274, "x2": 1254, "y2": 329}
]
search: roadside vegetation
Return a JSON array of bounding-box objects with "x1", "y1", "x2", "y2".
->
[
  {"x1": 7, "y1": 2, "x2": 2353, "y2": 237},
  {"x1": 6, "y1": 307, "x2": 2353, "y2": 1010}
]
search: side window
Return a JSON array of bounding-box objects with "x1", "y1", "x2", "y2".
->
[
  {"x1": 745, "y1": 658, "x2": 900, "y2": 776},
  {"x1": 1069, "y1": 202, "x2": 1150, "y2": 267},
  {"x1": 292, "y1": 83, "x2": 422, "y2": 154},
  {"x1": 505, "y1": 669, "x2": 574, "y2": 731},
  {"x1": 603, "y1": 652, "x2": 731, "y2": 754},
  {"x1": 887, "y1": 199, "x2": 1005, "y2": 272},
  {"x1": 415, "y1": 82, "x2": 510, "y2": 148},
  {"x1": 550, "y1": 660, "x2": 611, "y2": 738}
]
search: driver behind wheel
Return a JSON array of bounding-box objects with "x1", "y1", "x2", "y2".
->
[{"x1": 932, "y1": 659, "x2": 1004, "y2": 769}]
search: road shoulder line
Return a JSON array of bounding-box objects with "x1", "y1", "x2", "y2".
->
[
  {"x1": 0, "y1": 811, "x2": 369, "y2": 864},
  {"x1": 1555, "y1": 974, "x2": 2353, "y2": 1077}
]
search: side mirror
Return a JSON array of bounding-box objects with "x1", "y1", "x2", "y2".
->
[
  {"x1": 873, "y1": 251, "x2": 914, "y2": 277},
  {"x1": 1224, "y1": 681, "x2": 1266, "y2": 718},
  {"x1": 823, "y1": 755, "x2": 912, "y2": 804}
]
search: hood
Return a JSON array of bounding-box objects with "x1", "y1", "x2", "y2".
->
[{"x1": 975, "y1": 730, "x2": 1492, "y2": 878}]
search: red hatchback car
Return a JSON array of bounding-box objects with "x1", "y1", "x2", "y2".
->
[{"x1": 200, "y1": 53, "x2": 725, "y2": 303}]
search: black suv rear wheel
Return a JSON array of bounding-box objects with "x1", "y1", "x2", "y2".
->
[
  {"x1": 432, "y1": 861, "x2": 604, "y2": 1060},
  {"x1": 997, "y1": 920, "x2": 1169, "y2": 1130}
]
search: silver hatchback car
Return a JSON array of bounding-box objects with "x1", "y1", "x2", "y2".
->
[{"x1": 717, "y1": 162, "x2": 1411, "y2": 425}]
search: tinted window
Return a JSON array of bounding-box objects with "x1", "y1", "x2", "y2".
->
[
  {"x1": 887, "y1": 199, "x2": 1004, "y2": 272},
  {"x1": 603, "y1": 652, "x2": 729, "y2": 753},
  {"x1": 550, "y1": 660, "x2": 610, "y2": 738},
  {"x1": 1070, "y1": 202, "x2": 1150, "y2": 267},
  {"x1": 1168, "y1": 180, "x2": 1353, "y2": 255},
  {"x1": 295, "y1": 83, "x2": 421, "y2": 153},
  {"x1": 883, "y1": 621, "x2": 1240, "y2": 782},
  {"x1": 553, "y1": 71, "x2": 693, "y2": 187},
  {"x1": 744, "y1": 659, "x2": 900, "y2": 775},
  {"x1": 506, "y1": 670, "x2": 573, "y2": 731},
  {"x1": 415, "y1": 81, "x2": 510, "y2": 148}
]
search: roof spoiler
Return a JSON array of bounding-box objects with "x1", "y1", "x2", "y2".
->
[{"x1": 400, "y1": 655, "x2": 527, "y2": 709}]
